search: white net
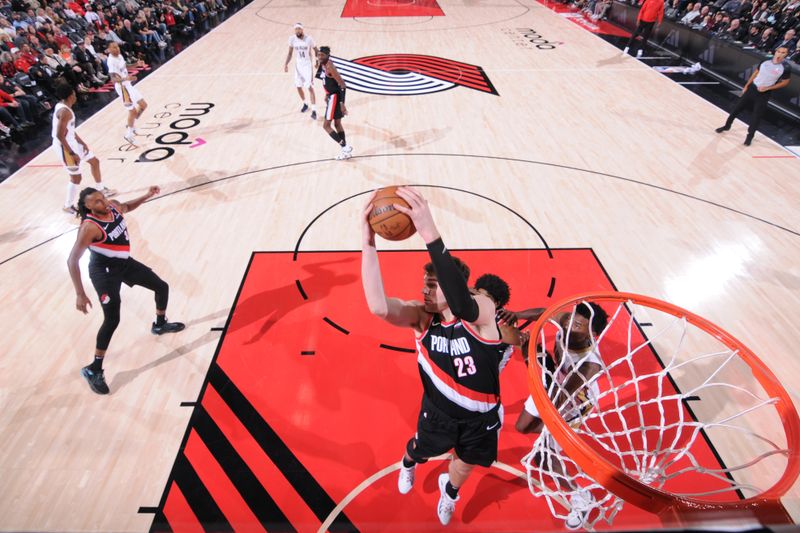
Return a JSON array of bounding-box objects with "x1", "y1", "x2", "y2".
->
[{"x1": 521, "y1": 299, "x2": 792, "y2": 530}]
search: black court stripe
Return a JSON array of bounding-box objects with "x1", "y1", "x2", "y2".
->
[
  {"x1": 150, "y1": 512, "x2": 172, "y2": 533},
  {"x1": 172, "y1": 452, "x2": 230, "y2": 531},
  {"x1": 192, "y1": 406, "x2": 296, "y2": 532},
  {"x1": 208, "y1": 364, "x2": 359, "y2": 532},
  {"x1": 323, "y1": 317, "x2": 350, "y2": 335},
  {"x1": 547, "y1": 277, "x2": 556, "y2": 298},
  {"x1": 379, "y1": 343, "x2": 416, "y2": 353},
  {"x1": 295, "y1": 279, "x2": 308, "y2": 300}
]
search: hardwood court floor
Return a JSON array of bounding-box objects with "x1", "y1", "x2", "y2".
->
[{"x1": 0, "y1": 0, "x2": 799, "y2": 530}]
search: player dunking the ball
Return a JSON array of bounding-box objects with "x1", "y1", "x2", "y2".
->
[
  {"x1": 107, "y1": 42, "x2": 147, "y2": 144},
  {"x1": 284, "y1": 23, "x2": 318, "y2": 120},
  {"x1": 52, "y1": 82, "x2": 115, "y2": 215},
  {"x1": 361, "y1": 187, "x2": 506, "y2": 526},
  {"x1": 67, "y1": 186, "x2": 185, "y2": 395},
  {"x1": 316, "y1": 46, "x2": 353, "y2": 160}
]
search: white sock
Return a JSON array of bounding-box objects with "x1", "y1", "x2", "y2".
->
[
  {"x1": 127, "y1": 126, "x2": 134, "y2": 134},
  {"x1": 65, "y1": 182, "x2": 78, "y2": 207},
  {"x1": 311, "y1": 105, "x2": 317, "y2": 112},
  {"x1": 96, "y1": 181, "x2": 105, "y2": 190}
]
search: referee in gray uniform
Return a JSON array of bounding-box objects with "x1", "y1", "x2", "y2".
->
[{"x1": 716, "y1": 46, "x2": 792, "y2": 146}]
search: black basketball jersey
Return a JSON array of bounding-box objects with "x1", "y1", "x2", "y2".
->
[
  {"x1": 416, "y1": 315, "x2": 506, "y2": 419},
  {"x1": 84, "y1": 205, "x2": 131, "y2": 264},
  {"x1": 316, "y1": 62, "x2": 341, "y2": 95}
]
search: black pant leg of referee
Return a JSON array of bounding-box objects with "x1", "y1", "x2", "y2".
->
[
  {"x1": 746, "y1": 90, "x2": 770, "y2": 138},
  {"x1": 723, "y1": 85, "x2": 758, "y2": 129}
]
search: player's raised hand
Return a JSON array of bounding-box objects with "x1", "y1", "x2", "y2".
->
[
  {"x1": 361, "y1": 190, "x2": 377, "y2": 247},
  {"x1": 147, "y1": 186, "x2": 161, "y2": 197},
  {"x1": 394, "y1": 187, "x2": 440, "y2": 244}
]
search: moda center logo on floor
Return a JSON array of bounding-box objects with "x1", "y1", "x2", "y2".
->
[
  {"x1": 108, "y1": 102, "x2": 216, "y2": 164},
  {"x1": 332, "y1": 54, "x2": 499, "y2": 96},
  {"x1": 502, "y1": 28, "x2": 562, "y2": 50}
]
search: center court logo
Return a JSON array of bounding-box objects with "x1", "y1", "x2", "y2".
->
[{"x1": 332, "y1": 54, "x2": 498, "y2": 96}]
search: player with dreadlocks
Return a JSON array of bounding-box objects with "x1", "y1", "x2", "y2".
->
[{"x1": 67, "y1": 186, "x2": 185, "y2": 395}]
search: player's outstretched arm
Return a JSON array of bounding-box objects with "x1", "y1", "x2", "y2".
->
[
  {"x1": 394, "y1": 187, "x2": 495, "y2": 328},
  {"x1": 497, "y1": 307, "x2": 546, "y2": 326},
  {"x1": 111, "y1": 186, "x2": 160, "y2": 214},
  {"x1": 361, "y1": 191, "x2": 426, "y2": 329}
]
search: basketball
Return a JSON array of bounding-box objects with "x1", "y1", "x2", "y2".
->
[{"x1": 368, "y1": 186, "x2": 416, "y2": 241}]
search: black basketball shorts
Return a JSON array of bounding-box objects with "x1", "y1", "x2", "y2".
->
[{"x1": 407, "y1": 395, "x2": 503, "y2": 468}]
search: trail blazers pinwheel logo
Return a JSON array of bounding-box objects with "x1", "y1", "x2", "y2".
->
[{"x1": 332, "y1": 54, "x2": 499, "y2": 96}]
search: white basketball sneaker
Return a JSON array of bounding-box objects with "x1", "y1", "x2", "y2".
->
[
  {"x1": 335, "y1": 149, "x2": 352, "y2": 161},
  {"x1": 124, "y1": 131, "x2": 136, "y2": 144},
  {"x1": 437, "y1": 473, "x2": 458, "y2": 526},
  {"x1": 565, "y1": 488, "x2": 594, "y2": 530},
  {"x1": 397, "y1": 463, "x2": 415, "y2": 494},
  {"x1": 343, "y1": 144, "x2": 353, "y2": 153}
]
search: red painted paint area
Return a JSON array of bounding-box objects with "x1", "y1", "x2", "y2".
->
[
  {"x1": 161, "y1": 482, "x2": 204, "y2": 533},
  {"x1": 534, "y1": 0, "x2": 631, "y2": 37},
  {"x1": 341, "y1": 0, "x2": 444, "y2": 18},
  {"x1": 160, "y1": 250, "x2": 743, "y2": 531}
]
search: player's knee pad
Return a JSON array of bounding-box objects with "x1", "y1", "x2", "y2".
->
[{"x1": 405, "y1": 438, "x2": 428, "y2": 464}]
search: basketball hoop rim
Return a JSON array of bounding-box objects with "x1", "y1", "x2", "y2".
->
[{"x1": 526, "y1": 291, "x2": 800, "y2": 519}]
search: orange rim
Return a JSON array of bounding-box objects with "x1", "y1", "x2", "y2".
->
[{"x1": 526, "y1": 291, "x2": 800, "y2": 522}]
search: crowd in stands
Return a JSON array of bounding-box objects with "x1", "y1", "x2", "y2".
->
[
  {"x1": 667, "y1": 0, "x2": 799, "y2": 59},
  {"x1": 0, "y1": 0, "x2": 239, "y2": 146},
  {"x1": 563, "y1": 0, "x2": 799, "y2": 61}
]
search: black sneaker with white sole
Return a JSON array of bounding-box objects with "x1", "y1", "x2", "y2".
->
[
  {"x1": 81, "y1": 366, "x2": 110, "y2": 394},
  {"x1": 310, "y1": 110, "x2": 317, "y2": 120},
  {"x1": 300, "y1": 103, "x2": 309, "y2": 113},
  {"x1": 151, "y1": 320, "x2": 186, "y2": 335}
]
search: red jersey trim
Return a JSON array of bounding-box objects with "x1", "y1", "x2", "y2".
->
[{"x1": 91, "y1": 242, "x2": 131, "y2": 251}]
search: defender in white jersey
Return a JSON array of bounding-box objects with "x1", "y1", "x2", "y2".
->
[
  {"x1": 107, "y1": 42, "x2": 147, "y2": 144},
  {"x1": 51, "y1": 82, "x2": 114, "y2": 215},
  {"x1": 515, "y1": 302, "x2": 607, "y2": 435},
  {"x1": 514, "y1": 301, "x2": 608, "y2": 531},
  {"x1": 283, "y1": 23, "x2": 318, "y2": 119}
]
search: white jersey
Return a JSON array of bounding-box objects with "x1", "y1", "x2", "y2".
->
[
  {"x1": 107, "y1": 53, "x2": 129, "y2": 80},
  {"x1": 107, "y1": 53, "x2": 143, "y2": 108},
  {"x1": 288, "y1": 34, "x2": 315, "y2": 65},
  {"x1": 51, "y1": 102, "x2": 76, "y2": 145},
  {"x1": 51, "y1": 102, "x2": 93, "y2": 173},
  {"x1": 523, "y1": 332, "x2": 602, "y2": 422}
]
